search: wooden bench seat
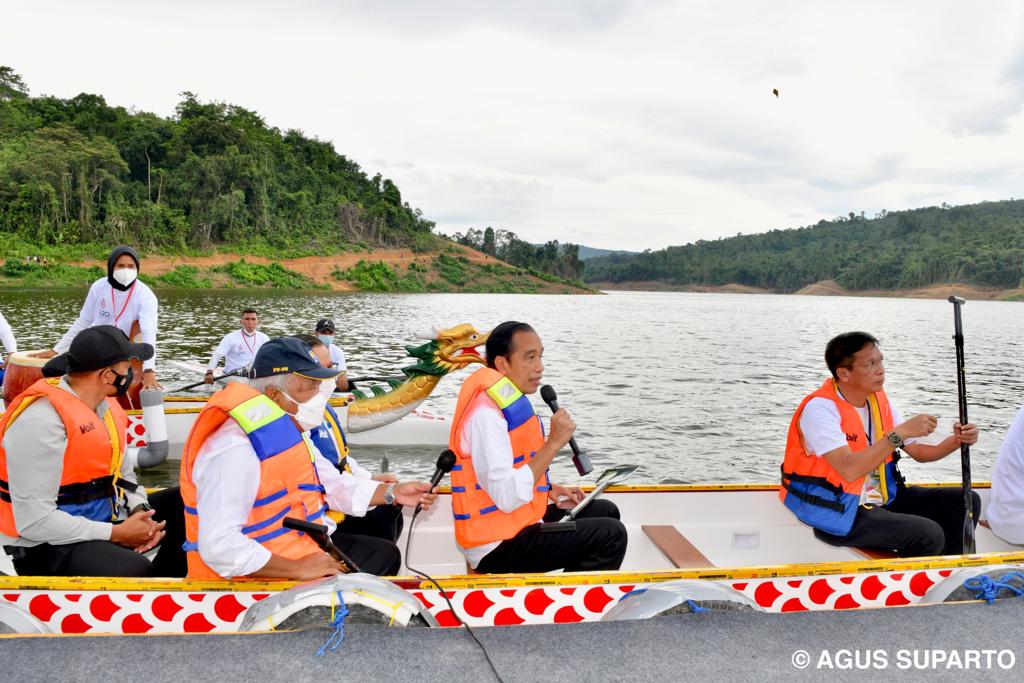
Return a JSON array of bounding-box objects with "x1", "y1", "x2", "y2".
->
[
  {"x1": 851, "y1": 547, "x2": 899, "y2": 561},
  {"x1": 642, "y1": 525, "x2": 715, "y2": 568}
]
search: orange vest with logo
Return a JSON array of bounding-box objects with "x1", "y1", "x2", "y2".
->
[
  {"x1": 449, "y1": 367, "x2": 550, "y2": 548},
  {"x1": 0, "y1": 379, "x2": 127, "y2": 536},
  {"x1": 780, "y1": 378, "x2": 900, "y2": 536},
  {"x1": 180, "y1": 382, "x2": 328, "y2": 579}
]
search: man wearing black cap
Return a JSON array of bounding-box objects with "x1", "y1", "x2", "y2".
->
[
  {"x1": 39, "y1": 245, "x2": 160, "y2": 389},
  {"x1": 315, "y1": 319, "x2": 349, "y2": 391},
  {"x1": 0, "y1": 326, "x2": 184, "y2": 577},
  {"x1": 180, "y1": 337, "x2": 436, "y2": 579}
]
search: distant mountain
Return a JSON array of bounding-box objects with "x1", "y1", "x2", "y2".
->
[
  {"x1": 577, "y1": 245, "x2": 638, "y2": 261},
  {"x1": 583, "y1": 200, "x2": 1024, "y2": 292}
]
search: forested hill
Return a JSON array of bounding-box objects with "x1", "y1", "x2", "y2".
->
[
  {"x1": 584, "y1": 200, "x2": 1024, "y2": 292},
  {"x1": 0, "y1": 67, "x2": 436, "y2": 253}
]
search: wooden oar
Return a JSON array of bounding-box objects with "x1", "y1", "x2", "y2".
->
[{"x1": 949, "y1": 295, "x2": 976, "y2": 554}]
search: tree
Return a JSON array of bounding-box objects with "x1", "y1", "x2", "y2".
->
[{"x1": 0, "y1": 66, "x2": 29, "y2": 100}]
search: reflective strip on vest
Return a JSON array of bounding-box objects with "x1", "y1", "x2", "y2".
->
[{"x1": 485, "y1": 377, "x2": 536, "y2": 430}]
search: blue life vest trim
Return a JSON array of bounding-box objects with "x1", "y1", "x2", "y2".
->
[
  {"x1": 500, "y1": 395, "x2": 536, "y2": 431},
  {"x1": 253, "y1": 488, "x2": 288, "y2": 507},
  {"x1": 242, "y1": 505, "x2": 290, "y2": 535},
  {"x1": 248, "y1": 415, "x2": 303, "y2": 462}
]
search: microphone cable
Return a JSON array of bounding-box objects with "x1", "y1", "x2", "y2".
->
[{"x1": 404, "y1": 511, "x2": 505, "y2": 683}]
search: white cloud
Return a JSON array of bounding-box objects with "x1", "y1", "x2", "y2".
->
[{"x1": 2, "y1": 0, "x2": 1023, "y2": 251}]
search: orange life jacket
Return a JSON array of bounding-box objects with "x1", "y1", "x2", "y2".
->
[
  {"x1": 0, "y1": 379, "x2": 127, "y2": 537},
  {"x1": 449, "y1": 367, "x2": 550, "y2": 548},
  {"x1": 780, "y1": 378, "x2": 901, "y2": 536},
  {"x1": 180, "y1": 382, "x2": 328, "y2": 579}
]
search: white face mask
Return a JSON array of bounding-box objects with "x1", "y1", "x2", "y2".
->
[
  {"x1": 281, "y1": 388, "x2": 328, "y2": 432},
  {"x1": 318, "y1": 379, "x2": 335, "y2": 401},
  {"x1": 113, "y1": 267, "x2": 137, "y2": 287}
]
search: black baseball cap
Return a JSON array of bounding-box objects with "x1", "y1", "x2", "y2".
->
[
  {"x1": 251, "y1": 337, "x2": 342, "y2": 380},
  {"x1": 44, "y1": 325, "x2": 154, "y2": 376},
  {"x1": 315, "y1": 318, "x2": 336, "y2": 333}
]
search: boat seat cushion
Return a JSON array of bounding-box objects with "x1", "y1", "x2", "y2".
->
[{"x1": 642, "y1": 525, "x2": 715, "y2": 568}]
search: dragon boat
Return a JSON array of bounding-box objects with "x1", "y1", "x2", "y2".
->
[
  {"x1": 2, "y1": 481, "x2": 1023, "y2": 635},
  {"x1": 1, "y1": 324, "x2": 489, "y2": 460}
]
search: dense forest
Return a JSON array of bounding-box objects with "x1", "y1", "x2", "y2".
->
[
  {"x1": 585, "y1": 201, "x2": 1024, "y2": 291},
  {"x1": 0, "y1": 67, "x2": 436, "y2": 253},
  {"x1": 447, "y1": 227, "x2": 584, "y2": 281}
]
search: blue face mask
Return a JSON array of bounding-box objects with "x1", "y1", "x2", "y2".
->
[{"x1": 318, "y1": 335, "x2": 334, "y2": 346}]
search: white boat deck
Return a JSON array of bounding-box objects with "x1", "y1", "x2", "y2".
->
[{"x1": 400, "y1": 485, "x2": 1021, "y2": 577}]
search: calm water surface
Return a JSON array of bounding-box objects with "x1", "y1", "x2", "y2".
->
[{"x1": 2, "y1": 289, "x2": 1021, "y2": 487}]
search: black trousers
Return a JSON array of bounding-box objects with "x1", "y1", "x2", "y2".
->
[
  {"x1": 329, "y1": 527, "x2": 402, "y2": 576},
  {"x1": 9, "y1": 486, "x2": 188, "y2": 578},
  {"x1": 336, "y1": 503, "x2": 405, "y2": 544},
  {"x1": 814, "y1": 485, "x2": 982, "y2": 557},
  {"x1": 475, "y1": 499, "x2": 627, "y2": 574}
]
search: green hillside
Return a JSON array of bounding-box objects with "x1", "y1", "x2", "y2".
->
[
  {"x1": 584, "y1": 201, "x2": 1024, "y2": 292},
  {"x1": 0, "y1": 66, "x2": 437, "y2": 256}
]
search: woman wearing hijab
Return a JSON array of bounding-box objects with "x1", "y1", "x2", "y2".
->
[{"x1": 40, "y1": 246, "x2": 160, "y2": 389}]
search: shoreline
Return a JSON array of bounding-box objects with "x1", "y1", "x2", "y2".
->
[
  {"x1": 589, "y1": 278, "x2": 1023, "y2": 301},
  {"x1": 1, "y1": 245, "x2": 596, "y2": 295}
]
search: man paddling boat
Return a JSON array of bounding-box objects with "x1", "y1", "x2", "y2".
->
[
  {"x1": 781, "y1": 331, "x2": 981, "y2": 556},
  {"x1": 0, "y1": 326, "x2": 184, "y2": 577},
  {"x1": 204, "y1": 308, "x2": 269, "y2": 383},
  {"x1": 36, "y1": 245, "x2": 161, "y2": 390},
  {"x1": 180, "y1": 337, "x2": 436, "y2": 579},
  {"x1": 448, "y1": 321, "x2": 627, "y2": 573}
]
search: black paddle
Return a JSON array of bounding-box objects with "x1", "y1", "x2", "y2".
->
[
  {"x1": 169, "y1": 368, "x2": 246, "y2": 393},
  {"x1": 948, "y1": 295, "x2": 976, "y2": 554}
]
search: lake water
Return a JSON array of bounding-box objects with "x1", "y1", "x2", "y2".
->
[{"x1": 2, "y1": 288, "x2": 1022, "y2": 487}]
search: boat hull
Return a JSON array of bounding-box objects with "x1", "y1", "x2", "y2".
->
[{"x1": 1, "y1": 484, "x2": 1021, "y2": 634}]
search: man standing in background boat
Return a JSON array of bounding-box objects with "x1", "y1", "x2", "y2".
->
[
  {"x1": 448, "y1": 321, "x2": 627, "y2": 574},
  {"x1": 180, "y1": 337, "x2": 436, "y2": 580},
  {"x1": 0, "y1": 326, "x2": 185, "y2": 577},
  {"x1": 315, "y1": 318, "x2": 349, "y2": 391},
  {"x1": 295, "y1": 333, "x2": 405, "y2": 544},
  {"x1": 204, "y1": 308, "x2": 268, "y2": 383},
  {"x1": 35, "y1": 245, "x2": 161, "y2": 390},
  {"x1": 781, "y1": 331, "x2": 981, "y2": 557}
]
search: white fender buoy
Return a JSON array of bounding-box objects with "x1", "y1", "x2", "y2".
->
[
  {"x1": 239, "y1": 574, "x2": 438, "y2": 631},
  {"x1": 601, "y1": 579, "x2": 765, "y2": 621},
  {"x1": 0, "y1": 602, "x2": 51, "y2": 634},
  {"x1": 136, "y1": 389, "x2": 169, "y2": 467}
]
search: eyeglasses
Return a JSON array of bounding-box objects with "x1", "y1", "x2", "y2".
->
[{"x1": 848, "y1": 356, "x2": 884, "y2": 372}]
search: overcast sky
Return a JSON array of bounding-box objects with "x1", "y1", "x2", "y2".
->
[{"x1": 4, "y1": 1, "x2": 1024, "y2": 250}]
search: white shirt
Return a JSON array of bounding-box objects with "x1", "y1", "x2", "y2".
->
[
  {"x1": 0, "y1": 309, "x2": 16, "y2": 354},
  {"x1": 55, "y1": 278, "x2": 159, "y2": 371},
  {"x1": 192, "y1": 419, "x2": 381, "y2": 578},
  {"x1": 987, "y1": 405, "x2": 1024, "y2": 544},
  {"x1": 457, "y1": 394, "x2": 542, "y2": 568},
  {"x1": 800, "y1": 396, "x2": 911, "y2": 457},
  {"x1": 207, "y1": 330, "x2": 270, "y2": 373},
  {"x1": 800, "y1": 394, "x2": 912, "y2": 503},
  {"x1": 327, "y1": 344, "x2": 347, "y2": 373}
]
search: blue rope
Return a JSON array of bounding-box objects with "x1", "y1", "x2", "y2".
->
[
  {"x1": 686, "y1": 599, "x2": 707, "y2": 613},
  {"x1": 316, "y1": 591, "x2": 350, "y2": 657},
  {"x1": 963, "y1": 571, "x2": 1024, "y2": 605}
]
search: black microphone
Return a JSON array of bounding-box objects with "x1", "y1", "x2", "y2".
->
[
  {"x1": 539, "y1": 385, "x2": 593, "y2": 476},
  {"x1": 414, "y1": 449, "x2": 456, "y2": 517}
]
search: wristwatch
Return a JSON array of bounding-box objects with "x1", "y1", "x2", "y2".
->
[
  {"x1": 383, "y1": 483, "x2": 396, "y2": 506},
  {"x1": 886, "y1": 431, "x2": 905, "y2": 449}
]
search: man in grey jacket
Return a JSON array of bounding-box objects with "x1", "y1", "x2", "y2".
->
[{"x1": 0, "y1": 326, "x2": 184, "y2": 577}]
